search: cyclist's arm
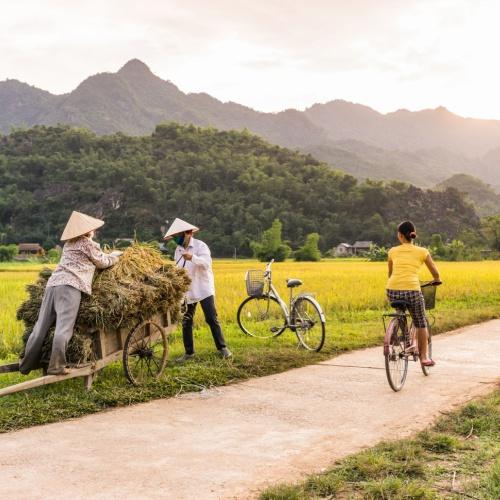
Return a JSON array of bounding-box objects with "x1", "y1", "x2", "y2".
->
[
  {"x1": 424, "y1": 254, "x2": 440, "y2": 281},
  {"x1": 388, "y1": 258, "x2": 393, "y2": 278}
]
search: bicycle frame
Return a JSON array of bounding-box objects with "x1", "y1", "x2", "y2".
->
[
  {"x1": 263, "y1": 260, "x2": 325, "y2": 330},
  {"x1": 383, "y1": 309, "x2": 433, "y2": 358},
  {"x1": 262, "y1": 260, "x2": 291, "y2": 326}
]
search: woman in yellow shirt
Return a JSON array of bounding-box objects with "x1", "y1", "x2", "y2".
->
[{"x1": 387, "y1": 221, "x2": 441, "y2": 366}]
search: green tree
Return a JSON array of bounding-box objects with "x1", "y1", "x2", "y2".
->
[
  {"x1": 251, "y1": 219, "x2": 291, "y2": 262},
  {"x1": 429, "y1": 233, "x2": 446, "y2": 258},
  {"x1": 294, "y1": 233, "x2": 321, "y2": 261},
  {"x1": 481, "y1": 215, "x2": 500, "y2": 251},
  {"x1": 445, "y1": 239, "x2": 466, "y2": 261},
  {"x1": 0, "y1": 244, "x2": 18, "y2": 262}
]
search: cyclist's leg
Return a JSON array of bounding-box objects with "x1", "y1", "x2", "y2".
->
[
  {"x1": 416, "y1": 327, "x2": 429, "y2": 360},
  {"x1": 407, "y1": 291, "x2": 431, "y2": 362}
]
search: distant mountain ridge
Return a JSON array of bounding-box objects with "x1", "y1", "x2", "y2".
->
[{"x1": 1, "y1": 58, "x2": 500, "y2": 187}]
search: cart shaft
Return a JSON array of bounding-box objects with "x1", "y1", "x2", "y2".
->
[
  {"x1": 0, "y1": 366, "x2": 93, "y2": 398},
  {"x1": 0, "y1": 363, "x2": 20, "y2": 374}
]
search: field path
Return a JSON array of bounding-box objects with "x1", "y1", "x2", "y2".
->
[{"x1": 1, "y1": 320, "x2": 499, "y2": 499}]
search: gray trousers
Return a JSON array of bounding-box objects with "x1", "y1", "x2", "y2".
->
[{"x1": 19, "y1": 285, "x2": 81, "y2": 374}]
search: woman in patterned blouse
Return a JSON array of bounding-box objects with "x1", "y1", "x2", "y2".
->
[{"x1": 20, "y1": 211, "x2": 122, "y2": 375}]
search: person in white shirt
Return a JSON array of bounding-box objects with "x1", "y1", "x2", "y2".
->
[{"x1": 164, "y1": 218, "x2": 232, "y2": 361}]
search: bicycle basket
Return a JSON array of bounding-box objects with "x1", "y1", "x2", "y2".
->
[
  {"x1": 245, "y1": 270, "x2": 266, "y2": 297},
  {"x1": 421, "y1": 284, "x2": 437, "y2": 310}
]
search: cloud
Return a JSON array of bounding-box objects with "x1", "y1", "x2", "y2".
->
[{"x1": 0, "y1": 0, "x2": 499, "y2": 118}]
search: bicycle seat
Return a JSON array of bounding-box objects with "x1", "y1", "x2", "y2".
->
[
  {"x1": 286, "y1": 278, "x2": 303, "y2": 288},
  {"x1": 391, "y1": 300, "x2": 410, "y2": 310}
]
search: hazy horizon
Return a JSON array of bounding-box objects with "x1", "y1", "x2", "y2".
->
[{"x1": 2, "y1": 0, "x2": 499, "y2": 120}]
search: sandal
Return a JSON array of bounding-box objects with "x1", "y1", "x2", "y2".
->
[{"x1": 421, "y1": 359, "x2": 435, "y2": 367}]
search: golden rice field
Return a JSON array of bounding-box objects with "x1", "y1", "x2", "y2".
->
[{"x1": 1, "y1": 259, "x2": 500, "y2": 359}]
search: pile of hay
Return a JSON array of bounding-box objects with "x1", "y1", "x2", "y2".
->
[{"x1": 17, "y1": 243, "x2": 190, "y2": 365}]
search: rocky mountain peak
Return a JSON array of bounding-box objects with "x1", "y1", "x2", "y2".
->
[{"x1": 118, "y1": 59, "x2": 154, "y2": 78}]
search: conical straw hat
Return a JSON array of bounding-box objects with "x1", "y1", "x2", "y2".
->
[
  {"x1": 61, "y1": 211, "x2": 105, "y2": 241},
  {"x1": 164, "y1": 218, "x2": 199, "y2": 239}
]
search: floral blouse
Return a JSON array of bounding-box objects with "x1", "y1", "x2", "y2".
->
[{"x1": 46, "y1": 237, "x2": 118, "y2": 295}]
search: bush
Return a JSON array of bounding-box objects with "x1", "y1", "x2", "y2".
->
[
  {"x1": 250, "y1": 219, "x2": 291, "y2": 262},
  {"x1": 0, "y1": 244, "x2": 18, "y2": 262},
  {"x1": 367, "y1": 244, "x2": 388, "y2": 262},
  {"x1": 430, "y1": 236, "x2": 484, "y2": 261},
  {"x1": 45, "y1": 248, "x2": 62, "y2": 263},
  {"x1": 294, "y1": 233, "x2": 321, "y2": 261}
]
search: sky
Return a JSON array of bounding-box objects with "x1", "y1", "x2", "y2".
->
[{"x1": 1, "y1": 0, "x2": 499, "y2": 119}]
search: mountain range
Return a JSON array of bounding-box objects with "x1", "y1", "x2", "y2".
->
[{"x1": 1, "y1": 59, "x2": 499, "y2": 189}]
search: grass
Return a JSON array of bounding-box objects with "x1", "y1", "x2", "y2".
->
[
  {"x1": 261, "y1": 387, "x2": 500, "y2": 499},
  {"x1": 0, "y1": 259, "x2": 499, "y2": 433}
]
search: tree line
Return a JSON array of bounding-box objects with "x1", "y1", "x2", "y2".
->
[{"x1": 0, "y1": 123, "x2": 485, "y2": 257}]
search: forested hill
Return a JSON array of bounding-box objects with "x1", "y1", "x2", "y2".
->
[
  {"x1": 436, "y1": 174, "x2": 500, "y2": 217},
  {"x1": 0, "y1": 124, "x2": 479, "y2": 256}
]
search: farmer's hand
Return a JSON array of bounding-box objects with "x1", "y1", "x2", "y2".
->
[
  {"x1": 182, "y1": 252, "x2": 193, "y2": 261},
  {"x1": 111, "y1": 251, "x2": 123, "y2": 258}
]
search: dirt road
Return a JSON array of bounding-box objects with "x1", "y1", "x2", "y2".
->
[{"x1": 1, "y1": 320, "x2": 499, "y2": 499}]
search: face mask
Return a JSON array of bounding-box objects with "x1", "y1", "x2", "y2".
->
[{"x1": 173, "y1": 234, "x2": 185, "y2": 246}]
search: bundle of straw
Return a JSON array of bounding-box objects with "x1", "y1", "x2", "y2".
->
[{"x1": 17, "y1": 243, "x2": 190, "y2": 365}]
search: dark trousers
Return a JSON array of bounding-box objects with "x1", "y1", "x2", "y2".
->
[{"x1": 182, "y1": 295, "x2": 227, "y2": 354}]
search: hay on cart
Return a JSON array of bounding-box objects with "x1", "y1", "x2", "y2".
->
[{"x1": 17, "y1": 243, "x2": 190, "y2": 365}]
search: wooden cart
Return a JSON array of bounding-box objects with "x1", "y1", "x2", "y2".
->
[{"x1": 0, "y1": 312, "x2": 176, "y2": 398}]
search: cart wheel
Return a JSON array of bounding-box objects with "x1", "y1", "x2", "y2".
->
[{"x1": 123, "y1": 320, "x2": 168, "y2": 385}]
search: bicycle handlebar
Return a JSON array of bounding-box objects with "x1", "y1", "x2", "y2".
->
[
  {"x1": 420, "y1": 279, "x2": 442, "y2": 288},
  {"x1": 265, "y1": 259, "x2": 274, "y2": 274}
]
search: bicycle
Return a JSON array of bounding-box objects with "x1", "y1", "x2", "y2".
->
[
  {"x1": 383, "y1": 280, "x2": 441, "y2": 392},
  {"x1": 237, "y1": 259, "x2": 326, "y2": 351}
]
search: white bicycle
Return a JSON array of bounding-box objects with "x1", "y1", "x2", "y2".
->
[{"x1": 237, "y1": 260, "x2": 326, "y2": 351}]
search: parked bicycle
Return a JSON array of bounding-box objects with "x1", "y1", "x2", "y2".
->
[
  {"x1": 383, "y1": 280, "x2": 441, "y2": 391},
  {"x1": 237, "y1": 260, "x2": 326, "y2": 351}
]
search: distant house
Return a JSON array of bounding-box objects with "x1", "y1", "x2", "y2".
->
[
  {"x1": 333, "y1": 241, "x2": 373, "y2": 257},
  {"x1": 334, "y1": 243, "x2": 353, "y2": 257},
  {"x1": 352, "y1": 241, "x2": 373, "y2": 255},
  {"x1": 17, "y1": 243, "x2": 45, "y2": 260}
]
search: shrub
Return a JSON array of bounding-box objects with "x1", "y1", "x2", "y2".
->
[
  {"x1": 0, "y1": 244, "x2": 18, "y2": 262},
  {"x1": 294, "y1": 233, "x2": 321, "y2": 262},
  {"x1": 367, "y1": 244, "x2": 388, "y2": 262},
  {"x1": 45, "y1": 248, "x2": 62, "y2": 263},
  {"x1": 250, "y1": 219, "x2": 291, "y2": 262}
]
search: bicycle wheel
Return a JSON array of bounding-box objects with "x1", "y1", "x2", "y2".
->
[
  {"x1": 385, "y1": 318, "x2": 409, "y2": 392},
  {"x1": 291, "y1": 296, "x2": 325, "y2": 352},
  {"x1": 237, "y1": 295, "x2": 287, "y2": 339},
  {"x1": 421, "y1": 317, "x2": 433, "y2": 376}
]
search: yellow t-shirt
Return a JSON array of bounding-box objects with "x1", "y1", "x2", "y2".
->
[{"x1": 386, "y1": 244, "x2": 430, "y2": 291}]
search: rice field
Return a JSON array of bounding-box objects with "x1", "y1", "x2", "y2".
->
[{"x1": 1, "y1": 259, "x2": 499, "y2": 359}]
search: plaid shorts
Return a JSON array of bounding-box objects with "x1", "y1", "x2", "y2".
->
[{"x1": 386, "y1": 289, "x2": 427, "y2": 328}]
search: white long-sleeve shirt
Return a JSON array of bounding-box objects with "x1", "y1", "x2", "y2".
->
[{"x1": 174, "y1": 237, "x2": 215, "y2": 304}]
